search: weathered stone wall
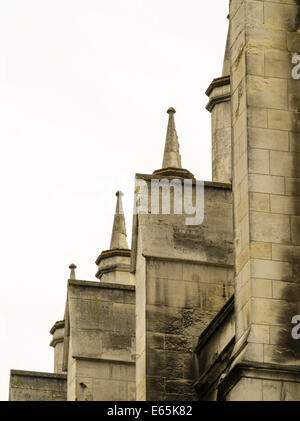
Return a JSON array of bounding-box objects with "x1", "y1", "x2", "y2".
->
[
  {"x1": 9, "y1": 370, "x2": 67, "y2": 401},
  {"x1": 226, "y1": 0, "x2": 300, "y2": 400},
  {"x1": 132, "y1": 177, "x2": 234, "y2": 265},
  {"x1": 219, "y1": 362, "x2": 300, "y2": 400},
  {"x1": 66, "y1": 279, "x2": 136, "y2": 401},
  {"x1": 144, "y1": 258, "x2": 233, "y2": 400},
  {"x1": 194, "y1": 296, "x2": 235, "y2": 400},
  {"x1": 135, "y1": 223, "x2": 147, "y2": 401},
  {"x1": 133, "y1": 178, "x2": 234, "y2": 400},
  {"x1": 226, "y1": 375, "x2": 300, "y2": 401}
]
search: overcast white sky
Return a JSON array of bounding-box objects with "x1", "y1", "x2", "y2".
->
[{"x1": 0, "y1": 0, "x2": 229, "y2": 400}]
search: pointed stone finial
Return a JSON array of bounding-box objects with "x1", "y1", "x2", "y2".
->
[
  {"x1": 167, "y1": 107, "x2": 176, "y2": 114},
  {"x1": 109, "y1": 191, "x2": 129, "y2": 250},
  {"x1": 69, "y1": 264, "x2": 77, "y2": 280},
  {"x1": 162, "y1": 107, "x2": 182, "y2": 169}
]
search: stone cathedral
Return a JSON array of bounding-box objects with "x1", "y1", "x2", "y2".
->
[{"x1": 9, "y1": 0, "x2": 300, "y2": 401}]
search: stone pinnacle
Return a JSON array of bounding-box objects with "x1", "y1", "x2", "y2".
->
[
  {"x1": 69, "y1": 263, "x2": 77, "y2": 280},
  {"x1": 162, "y1": 107, "x2": 182, "y2": 169},
  {"x1": 109, "y1": 191, "x2": 129, "y2": 250}
]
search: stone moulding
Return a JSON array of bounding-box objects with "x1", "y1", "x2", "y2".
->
[
  {"x1": 95, "y1": 263, "x2": 131, "y2": 280},
  {"x1": 49, "y1": 337, "x2": 64, "y2": 348},
  {"x1": 49, "y1": 320, "x2": 65, "y2": 335},
  {"x1": 205, "y1": 75, "x2": 230, "y2": 97},
  {"x1": 73, "y1": 355, "x2": 135, "y2": 364},
  {"x1": 68, "y1": 278, "x2": 135, "y2": 291},
  {"x1": 218, "y1": 361, "x2": 300, "y2": 400},
  {"x1": 142, "y1": 254, "x2": 234, "y2": 269},
  {"x1": 205, "y1": 75, "x2": 231, "y2": 113},
  {"x1": 206, "y1": 93, "x2": 231, "y2": 113},
  {"x1": 152, "y1": 167, "x2": 194, "y2": 179},
  {"x1": 95, "y1": 248, "x2": 131, "y2": 266},
  {"x1": 49, "y1": 320, "x2": 65, "y2": 348},
  {"x1": 10, "y1": 369, "x2": 67, "y2": 380}
]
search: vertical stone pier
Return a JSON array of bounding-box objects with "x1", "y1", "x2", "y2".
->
[{"x1": 222, "y1": 0, "x2": 300, "y2": 400}]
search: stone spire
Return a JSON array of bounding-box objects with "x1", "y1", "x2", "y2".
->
[
  {"x1": 152, "y1": 108, "x2": 194, "y2": 178},
  {"x1": 95, "y1": 192, "x2": 132, "y2": 285},
  {"x1": 110, "y1": 191, "x2": 129, "y2": 250},
  {"x1": 69, "y1": 264, "x2": 77, "y2": 280},
  {"x1": 162, "y1": 107, "x2": 182, "y2": 169}
]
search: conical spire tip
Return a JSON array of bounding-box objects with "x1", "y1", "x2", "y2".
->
[
  {"x1": 69, "y1": 264, "x2": 77, "y2": 280},
  {"x1": 167, "y1": 107, "x2": 176, "y2": 114},
  {"x1": 69, "y1": 263, "x2": 77, "y2": 269},
  {"x1": 109, "y1": 191, "x2": 128, "y2": 250}
]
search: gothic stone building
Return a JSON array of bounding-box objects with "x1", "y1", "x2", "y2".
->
[{"x1": 9, "y1": 0, "x2": 300, "y2": 401}]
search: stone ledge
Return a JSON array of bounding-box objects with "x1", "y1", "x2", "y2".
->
[
  {"x1": 135, "y1": 173, "x2": 232, "y2": 190},
  {"x1": 204, "y1": 180, "x2": 232, "y2": 190},
  {"x1": 143, "y1": 254, "x2": 234, "y2": 269},
  {"x1": 95, "y1": 248, "x2": 131, "y2": 265},
  {"x1": 205, "y1": 75, "x2": 230, "y2": 97},
  {"x1": 49, "y1": 320, "x2": 65, "y2": 335},
  {"x1": 68, "y1": 279, "x2": 135, "y2": 291},
  {"x1": 95, "y1": 263, "x2": 131, "y2": 280},
  {"x1": 49, "y1": 337, "x2": 64, "y2": 348},
  {"x1": 10, "y1": 370, "x2": 67, "y2": 380},
  {"x1": 206, "y1": 93, "x2": 231, "y2": 112},
  {"x1": 152, "y1": 167, "x2": 194, "y2": 179},
  {"x1": 73, "y1": 355, "x2": 135, "y2": 365},
  {"x1": 136, "y1": 171, "x2": 194, "y2": 181},
  {"x1": 218, "y1": 361, "x2": 300, "y2": 399}
]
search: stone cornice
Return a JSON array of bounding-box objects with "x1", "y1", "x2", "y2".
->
[
  {"x1": 68, "y1": 278, "x2": 135, "y2": 291},
  {"x1": 95, "y1": 248, "x2": 131, "y2": 265},
  {"x1": 205, "y1": 75, "x2": 230, "y2": 97},
  {"x1": 204, "y1": 180, "x2": 232, "y2": 190},
  {"x1": 49, "y1": 320, "x2": 65, "y2": 335},
  {"x1": 73, "y1": 355, "x2": 135, "y2": 365},
  {"x1": 142, "y1": 254, "x2": 234, "y2": 269},
  {"x1": 10, "y1": 369, "x2": 67, "y2": 380},
  {"x1": 205, "y1": 75, "x2": 231, "y2": 112},
  {"x1": 95, "y1": 263, "x2": 131, "y2": 279},
  {"x1": 152, "y1": 167, "x2": 194, "y2": 179},
  {"x1": 135, "y1": 174, "x2": 232, "y2": 190},
  {"x1": 218, "y1": 361, "x2": 300, "y2": 399},
  {"x1": 206, "y1": 93, "x2": 231, "y2": 112},
  {"x1": 50, "y1": 337, "x2": 64, "y2": 348}
]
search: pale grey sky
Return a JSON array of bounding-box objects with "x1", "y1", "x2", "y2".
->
[{"x1": 0, "y1": 0, "x2": 229, "y2": 400}]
